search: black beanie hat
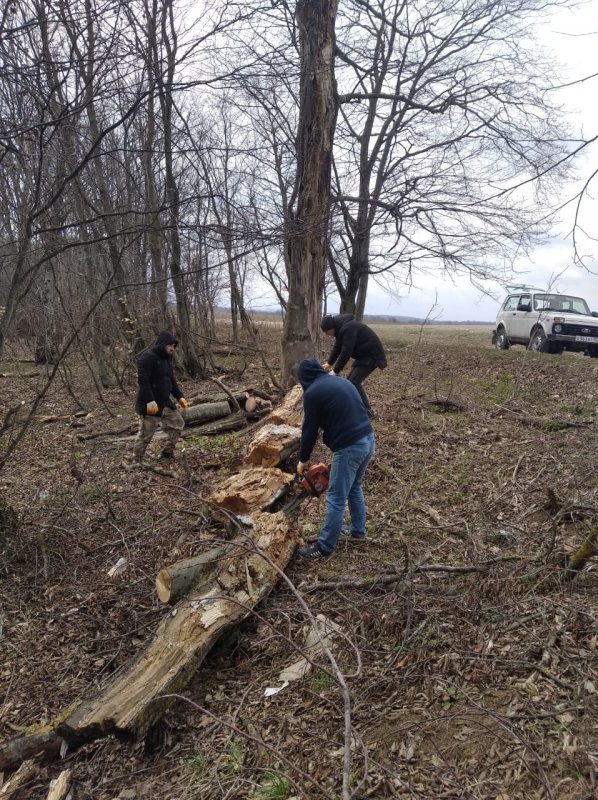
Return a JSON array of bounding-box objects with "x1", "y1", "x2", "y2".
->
[{"x1": 321, "y1": 315, "x2": 335, "y2": 331}]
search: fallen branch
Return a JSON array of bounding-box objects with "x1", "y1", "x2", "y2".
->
[
  {"x1": 492, "y1": 406, "x2": 592, "y2": 430},
  {"x1": 303, "y1": 559, "x2": 518, "y2": 593},
  {"x1": 209, "y1": 376, "x2": 241, "y2": 412}
]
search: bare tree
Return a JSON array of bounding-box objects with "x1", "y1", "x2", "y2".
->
[
  {"x1": 280, "y1": 0, "x2": 339, "y2": 379},
  {"x1": 330, "y1": 0, "x2": 574, "y2": 317}
]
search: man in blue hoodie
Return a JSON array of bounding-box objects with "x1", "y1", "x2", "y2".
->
[{"x1": 295, "y1": 358, "x2": 376, "y2": 559}]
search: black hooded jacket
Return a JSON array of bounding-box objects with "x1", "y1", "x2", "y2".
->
[
  {"x1": 324, "y1": 314, "x2": 387, "y2": 374},
  {"x1": 135, "y1": 331, "x2": 183, "y2": 415},
  {"x1": 297, "y1": 358, "x2": 373, "y2": 462}
]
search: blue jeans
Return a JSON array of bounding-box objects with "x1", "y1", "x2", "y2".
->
[{"x1": 318, "y1": 432, "x2": 376, "y2": 553}]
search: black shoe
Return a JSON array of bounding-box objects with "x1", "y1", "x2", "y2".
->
[
  {"x1": 297, "y1": 542, "x2": 330, "y2": 559},
  {"x1": 160, "y1": 450, "x2": 175, "y2": 460},
  {"x1": 366, "y1": 408, "x2": 376, "y2": 419}
]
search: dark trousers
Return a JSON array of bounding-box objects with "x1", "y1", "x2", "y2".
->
[{"x1": 346, "y1": 360, "x2": 378, "y2": 412}]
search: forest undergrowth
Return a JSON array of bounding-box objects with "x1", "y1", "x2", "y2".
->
[{"x1": 1, "y1": 324, "x2": 596, "y2": 799}]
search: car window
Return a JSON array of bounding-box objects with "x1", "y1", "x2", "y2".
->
[
  {"x1": 534, "y1": 293, "x2": 590, "y2": 314},
  {"x1": 519, "y1": 294, "x2": 531, "y2": 308},
  {"x1": 503, "y1": 295, "x2": 520, "y2": 311}
]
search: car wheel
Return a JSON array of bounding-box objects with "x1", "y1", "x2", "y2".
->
[
  {"x1": 495, "y1": 328, "x2": 510, "y2": 350},
  {"x1": 527, "y1": 328, "x2": 548, "y2": 353},
  {"x1": 588, "y1": 346, "x2": 598, "y2": 359}
]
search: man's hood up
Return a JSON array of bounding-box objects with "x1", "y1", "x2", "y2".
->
[
  {"x1": 154, "y1": 330, "x2": 178, "y2": 354},
  {"x1": 297, "y1": 358, "x2": 327, "y2": 390},
  {"x1": 327, "y1": 313, "x2": 354, "y2": 335}
]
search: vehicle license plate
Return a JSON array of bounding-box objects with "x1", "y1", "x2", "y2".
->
[{"x1": 575, "y1": 335, "x2": 598, "y2": 343}]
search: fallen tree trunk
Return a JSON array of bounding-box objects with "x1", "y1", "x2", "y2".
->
[
  {"x1": 183, "y1": 400, "x2": 231, "y2": 426},
  {"x1": 157, "y1": 468, "x2": 294, "y2": 605},
  {"x1": 268, "y1": 384, "x2": 303, "y2": 427},
  {"x1": 244, "y1": 424, "x2": 301, "y2": 468},
  {"x1": 0, "y1": 384, "x2": 307, "y2": 774},
  {"x1": 208, "y1": 466, "x2": 293, "y2": 514},
  {"x1": 0, "y1": 512, "x2": 297, "y2": 771},
  {"x1": 156, "y1": 544, "x2": 230, "y2": 605},
  {"x1": 182, "y1": 410, "x2": 247, "y2": 437}
]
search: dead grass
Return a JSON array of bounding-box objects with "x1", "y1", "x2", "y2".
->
[{"x1": 1, "y1": 324, "x2": 597, "y2": 799}]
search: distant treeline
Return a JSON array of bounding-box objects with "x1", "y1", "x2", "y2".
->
[{"x1": 240, "y1": 308, "x2": 493, "y2": 326}]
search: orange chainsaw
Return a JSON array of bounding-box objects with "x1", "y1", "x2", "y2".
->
[{"x1": 266, "y1": 463, "x2": 331, "y2": 514}]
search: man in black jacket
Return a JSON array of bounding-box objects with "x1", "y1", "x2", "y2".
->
[
  {"x1": 131, "y1": 330, "x2": 188, "y2": 464},
  {"x1": 321, "y1": 313, "x2": 387, "y2": 417},
  {"x1": 295, "y1": 358, "x2": 376, "y2": 559}
]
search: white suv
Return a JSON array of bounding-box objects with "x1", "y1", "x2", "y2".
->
[{"x1": 492, "y1": 288, "x2": 598, "y2": 356}]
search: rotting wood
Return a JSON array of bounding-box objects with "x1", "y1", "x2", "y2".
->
[
  {"x1": 0, "y1": 758, "x2": 37, "y2": 797},
  {"x1": 46, "y1": 768, "x2": 72, "y2": 800},
  {"x1": 156, "y1": 545, "x2": 230, "y2": 604},
  {"x1": 0, "y1": 384, "x2": 307, "y2": 773},
  {"x1": 267, "y1": 384, "x2": 303, "y2": 427},
  {"x1": 428, "y1": 395, "x2": 465, "y2": 412},
  {"x1": 208, "y1": 466, "x2": 293, "y2": 514},
  {"x1": 0, "y1": 512, "x2": 297, "y2": 771},
  {"x1": 244, "y1": 424, "x2": 301, "y2": 468},
  {"x1": 492, "y1": 406, "x2": 592, "y2": 429}
]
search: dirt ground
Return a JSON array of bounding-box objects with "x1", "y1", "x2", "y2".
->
[{"x1": 1, "y1": 323, "x2": 597, "y2": 799}]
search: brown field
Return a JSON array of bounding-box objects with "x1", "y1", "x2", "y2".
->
[{"x1": 1, "y1": 323, "x2": 597, "y2": 799}]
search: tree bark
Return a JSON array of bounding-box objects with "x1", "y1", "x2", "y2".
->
[{"x1": 281, "y1": 0, "x2": 339, "y2": 381}]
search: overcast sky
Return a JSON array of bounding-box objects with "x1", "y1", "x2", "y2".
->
[{"x1": 362, "y1": 2, "x2": 598, "y2": 321}]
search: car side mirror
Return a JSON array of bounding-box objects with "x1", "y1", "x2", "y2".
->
[
  {"x1": 592, "y1": 311, "x2": 598, "y2": 318},
  {"x1": 517, "y1": 302, "x2": 531, "y2": 312}
]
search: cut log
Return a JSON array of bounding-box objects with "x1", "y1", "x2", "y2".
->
[
  {"x1": 209, "y1": 466, "x2": 293, "y2": 514},
  {"x1": 0, "y1": 512, "x2": 297, "y2": 771},
  {"x1": 156, "y1": 545, "x2": 230, "y2": 604},
  {"x1": 244, "y1": 424, "x2": 301, "y2": 468},
  {"x1": 267, "y1": 383, "x2": 303, "y2": 427},
  {"x1": 182, "y1": 410, "x2": 246, "y2": 436},
  {"x1": 182, "y1": 400, "x2": 231, "y2": 426},
  {"x1": 187, "y1": 391, "x2": 248, "y2": 406}
]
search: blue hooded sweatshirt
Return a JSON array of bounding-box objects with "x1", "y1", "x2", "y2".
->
[{"x1": 297, "y1": 358, "x2": 373, "y2": 462}]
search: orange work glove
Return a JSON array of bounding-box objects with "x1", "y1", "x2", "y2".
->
[
  {"x1": 322, "y1": 363, "x2": 332, "y2": 373},
  {"x1": 146, "y1": 401, "x2": 159, "y2": 415},
  {"x1": 179, "y1": 398, "x2": 189, "y2": 410}
]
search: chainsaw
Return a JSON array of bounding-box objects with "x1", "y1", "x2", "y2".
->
[{"x1": 266, "y1": 463, "x2": 330, "y2": 514}]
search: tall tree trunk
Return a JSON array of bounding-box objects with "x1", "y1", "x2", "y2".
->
[
  {"x1": 153, "y1": 0, "x2": 204, "y2": 377},
  {"x1": 281, "y1": 0, "x2": 339, "y2": 381}
]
